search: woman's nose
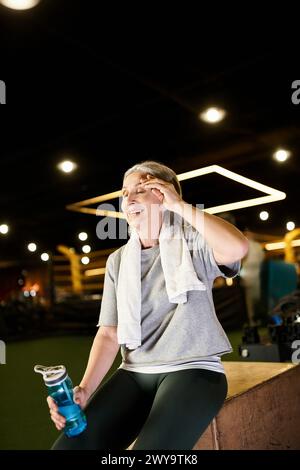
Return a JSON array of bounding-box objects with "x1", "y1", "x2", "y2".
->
[{"x1": 127, "y1": 191, "x2": 137, "y2": 203}]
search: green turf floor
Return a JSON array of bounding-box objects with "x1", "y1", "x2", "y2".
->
[{"x1": 0, "y1": 330, "x2": 251, "y2": 450}]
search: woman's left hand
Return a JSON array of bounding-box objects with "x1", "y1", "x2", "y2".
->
[{"x1": 141, "y1": 174, "x2": 183, "y2": 211}]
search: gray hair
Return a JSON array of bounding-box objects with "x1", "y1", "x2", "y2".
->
[{"x1": 123, "y1": 160, "x2": 182, "y2": 197}]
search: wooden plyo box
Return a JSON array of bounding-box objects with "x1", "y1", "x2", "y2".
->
[{"x1": 194, "y1": 362, "x2": 300, "y2": 450}]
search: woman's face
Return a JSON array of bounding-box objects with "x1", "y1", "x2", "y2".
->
[{"x1": 121, "y1": 171, "x2": 163, "y2": 230}]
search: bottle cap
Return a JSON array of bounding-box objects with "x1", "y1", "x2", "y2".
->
[{"x1": 34, "y1": 364, "x2": 67, "y2": 386}]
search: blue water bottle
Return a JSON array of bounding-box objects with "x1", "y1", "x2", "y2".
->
[{"x1": 34, "y1": 364, "x2": 87, "y2": 437}]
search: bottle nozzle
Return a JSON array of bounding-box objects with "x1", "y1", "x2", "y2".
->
[{"x1": 34, "y1": 364, "x2": 67, "y2": 384}]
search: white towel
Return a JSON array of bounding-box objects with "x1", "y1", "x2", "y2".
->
[{"x1": 116, "y1": 209, "x2": 206, "y2": 349}]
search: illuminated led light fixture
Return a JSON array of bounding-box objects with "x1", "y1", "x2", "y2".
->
[
  {"x1": 57, "y1": 160, "x2": 77, "y2": 174},
  {"x1": 259, "y1": 211, "x2": 269, "y2": 221},
  {"x1": 199, "y1": 107, "x2": 226, "y2": 124},
  {"x1": 286, "y1": 221, "x2": 295, "y2": 231},
  {"x1": 66, "y1": 165, "x2": 286, "y2": 218},
  {"x1": 78, "y1": 232, "x2": 88, "y2": 241},
  {"x1": 28, "y1": 243, "x2": 37, "y2": 252},
  {"x1": 85, "y1": 267, "x2": 106, "y2": 277},
  {"x1": 273, "y1": 149, "x2": 291, "y2": 162},
  {"x1": 0, "y1": 0, "x2": 40, "y2": 9},
  {"x1": 265, "y1": 239, "x2": 300, "y2": 251},
  {"x1": 0, "y1": 224, "x2": 9, "y2": 234}
]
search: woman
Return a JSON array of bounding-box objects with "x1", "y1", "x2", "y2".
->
[{"x1": 49, "y1": 160, "x2": 249, "y2": 450}]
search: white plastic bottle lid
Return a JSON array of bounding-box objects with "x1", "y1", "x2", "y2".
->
[{"x1": 34, "y1": 364, "x2": 68, "y2": 386}]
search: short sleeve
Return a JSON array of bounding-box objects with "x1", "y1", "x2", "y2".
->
[
  {"x1": 204, "y1": 242, "x2": 241, "y2": 280},
  {"x1": 184, "y1": 223, "x2": 241, "y2": 281},
  {"x1": 96, "y1": 254, "x2": 118, "y2": 327}
]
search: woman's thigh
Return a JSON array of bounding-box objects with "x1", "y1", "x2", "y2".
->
[
  {"x1": 132, "y1": 369, "x2": 228, "y2": 450},
  {"x1": 52, "y1": 369, "x2": 153, "y2": 450}
]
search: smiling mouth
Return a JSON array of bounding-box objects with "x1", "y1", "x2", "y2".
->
[{"x1": 127, "y1": 209, "x2": 144, "y2": 216}]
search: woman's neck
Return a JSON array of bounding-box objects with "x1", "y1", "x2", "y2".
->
[
  {"x1": 138, "y1": 227, "x2": 160, "y2": 248},
  {"x1": 136, "y1": 220, "x2": 161, "y2": 249},
  {"x1": 131, "y1": 209, "x2": 163, "y2": 248},
  {"x1": 140, "y1": 239, "x2": 159, "y2": 249}
]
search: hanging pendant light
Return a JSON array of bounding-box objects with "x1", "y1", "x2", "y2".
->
[{"x1": 0, "y1": 0, "x2": 41, "y2": 10}]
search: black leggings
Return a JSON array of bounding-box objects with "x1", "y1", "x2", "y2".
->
[{"x1": 51, "y1": 368, "x2": 227, "y2": 451}]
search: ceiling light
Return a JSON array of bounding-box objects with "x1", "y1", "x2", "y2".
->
[
  {"x1": 0, "y1": 224, "x2": 9, "y2": 234},
  {"x1": 0, "y1": 0, "x2": 40, "y2": 10},
  {"x1": 82, "y1": 244, "x2": 91, "y2": 254},
  {"x1": 28, "y1": 243, "x2": 37, "y2": 252},
  {"x1": 81, "y1": 256, "x2": 90, "y2": 265},
  {"x1": 273, "y1": 149, "x2": 291, "y2": 162},
  {"x1": 78, "y1": 232, "x2": 88, "y2": 241},
  {"x1": 199, "y1": 107, "x2": 226, "y2": 124},
  {"x1": 67, "y1": 165, "x2": 286, "y2": 217},
  {"x1": 41, "y1": 252, "x2": 49, "y2": 262},
  {"x1": 259, "y1": 211, "x2": 269, "y2": 221},
  {"x1": 286, "y1": 221, "x2": 295, "y2": 231},
  {"x1": 57, "y1": 160, "x2": 77, "y2": 174}
]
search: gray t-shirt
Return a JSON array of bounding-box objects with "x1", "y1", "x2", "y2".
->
[{"x1": 97, "y1": 224, "x2": 240, "y2": 367}]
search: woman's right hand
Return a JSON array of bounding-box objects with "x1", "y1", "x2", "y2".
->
[
  {"x1": 47, "y1": 386, "x2": 89, "y2": 431},
  {"x1": 73, "y1": 385, "x2": 89, "y2": 409}
]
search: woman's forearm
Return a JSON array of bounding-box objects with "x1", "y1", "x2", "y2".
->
[
  {"x1": 172, "y1": 201, "x2": 249, "y2": 264},
  {"x1": 79, "y1": 331, "x2": 120, "y2": 398}
]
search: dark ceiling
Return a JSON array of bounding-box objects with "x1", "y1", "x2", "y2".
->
[{"x1": 0, "y1": 1, "x2": 299, "y2": 263}]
